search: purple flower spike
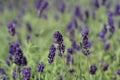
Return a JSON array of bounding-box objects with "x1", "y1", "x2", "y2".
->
[
  {"x1": 26, "y1": 23, "x2": 32, "y2": 32},
  {"x1": 37, "y1": 62, "x2": 44, "y2": 72},
  {"x1": 93, "y1": 0, "x2": 100, "y2": 9},
  {"x1": 13, "y1": 68, "x2": 17, "y2": 79},
  {"x1": 66, "y1": 53, "x2": 72, "y2": 65},
  {"x1": 89, "y1": 64, "x2": 97, "y2": 75},
  {"x1": 114, "y1": 4, "x2": 120, "y2": 15},
  {"x1": 22, "y1": 67, "x2": 31, "y2": 80},
  {"x1": 99, "y1": 23, "x2": 107, "y2": 39},
  {"x1": 54, "y1": 31, "x2": 63, "y2": 44},
  {"x1": 7, "y1": 21, "x2": 16, "y2": 36},
  {"x1": 74, "y1": 6, "x2": 83, "y2": 21},
  {"x1": 58, "y1": 1, "x2": 66, "y2": 13},
  {"x1": 48, "y1": 44, "x2": 56, "y2": 64},
  {"x1": 103, "y1": 63, "x2": 109, "y2": 71},
  {"x1": 117, "y1": 69, "x2": 120, "y2": 75}
]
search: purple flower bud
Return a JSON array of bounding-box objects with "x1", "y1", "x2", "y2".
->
[
  {"x1": 69, "y1": 68, "x2": 75, "y2": 73},
  {"x1": 82, "y1": 49, "x2": 91, "y2": 56},
  {"x1": 74, "y1": 6, "x2": 83, "y2": 21},
  {"x1": 99, "y1": 23, "x2": 107, "y2": 39},
  {"x1": 114, "y1": 4, "x2": 120, "y2": 15},
  {"x1": 0, "y1": 68, "x2": 6, "y2": 75},
  {"x1": 13, "y1": 68, "x2": 17, "y2": 79},
  {"x1": 89, "y1": 64, "x2": 97, "y2": 75},
  {"x1": 57, "y1": 1, "x2": 66, "y2": 13},
  {"x1": 26, "y1": 23, "x2": 32, "y2": 32},
  {"x1": 66, "y1": 53, "x2": 72, "y2": 65},
  {"x1": 117, "y1": 69, "x2": 120, "y2": 75},
  {"x1": 103, "y1": 63, "x2": 109, "y2": 71},
  {"x1": 84, "y1": 10, "x2": 89, "y2": 19},
  {"x1": 7, "y1": 20, "x2": 16, "y2": 36},
  {"x1": 5, "y1": 59, "x2": 11, "y2": 66},
  {"x1": 53, "y1": 31, "x2": 63, "y2": 44},
  {"x1": 39, "y1": 1, "x2": 49, "y2": 17},
  {"x1": 58, "y1": 73, "x2": 62, "y2": 80},
  {"x1": 104, "y1": 43, "x2": 110, "y2": 51},
  {"x1": 93, "y1": 0, "x2": 100, "y2": 9},
  {"x1": 22, "y1": 67, "x2": 31, "y2": 80},
  {"x1": 37, "y1": 62, "x2": 44, "y2": 72},
  {"x1": 26, "y1": 34, "x2": 31, "y2": 42},
  {"x1": 67, "y1": 48, "x2": 74, "y2": 55},
  {"x1": 48, "y1": 44, "x2": 56, "y2": 64}
]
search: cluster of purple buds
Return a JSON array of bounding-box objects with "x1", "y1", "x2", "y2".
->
[
  {"x1": 84, "y1": 10, "x2": 89, "y2": 19},
  {"x1": 103, "y1": 63, "x2": 109, "y2": 71},
  {"x1": 74, "y1": 5, "x2": 83, "y2": 21},
  {"x1": 0, "y1": 68, "x2": 6, "y2": 75},
  {"x1": 26, "y1": 22, "x2": 32, "y2": 33},
  {"x1": 13, "y1": 68, "x2": 17, "y2": 80},
  {"x1": 8, "y1": 42, "x2": 20, "y2": 59},
  {"x1": 37, "y1": 62, "x2": 44, "y2": 72},
  {"x1": 8, "y1": 42, "x2": 27, "y2": 66},
  {"x1": 7, "y1": 20, "x2": 17, "y2": 36},
  {"x1": 35, "y1": 0, "x2": 49, "y2": 17},
  {"x1": 53, "y1": 31, "x2": 65, "y2": 57},
  {"x1": 89, "y1": 64, "x2": 97, "y2": 75},
  {"x1": 81, "y1": 27, "x2": 91, "y2": 56},
  {"x1": 93, "y1": 0, "x2": 100, "y2": 9},
  {"x1": 71, "y1": 39, "x2": 80, "y2": 51},
  {"x1": 103, "y1": 43, "x2": 110, "y2": 51},
  {"x1": 114, "y1": 4, "x2": 120, "y2": 15},
  {"x1": 22, "y1": 67, "x2": 31, "y2": 80},
  {"x1": 48, "y1": 44, "x2": 56, "y2": 63},
  {"x1": 99, "y1": 23, "x2": 107, "y2": 39},
  {"x1": 107, "y1": 13, "x2": 115, "y2": 34},
  {"x1": 57, "y1": 1, "x2": 66, "y2": 13},
  {"x1": 66, "y1": 52, "x2": 74, "y2": 65}
]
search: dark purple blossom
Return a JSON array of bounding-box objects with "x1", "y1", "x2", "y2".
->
[
  {"x1": 9, "y1": 42, "x2": 20, "y2": 55},
  {"x1": 0, "y1": 68, "x2": 6, "y2": 75},
  {"x1": 99, "y1": 23, "x2": 107, "y2": 39},
  {"x1": 14, "y1": 47, "x2": 27, "y2": 66},
  {"x1": 53, "y1": 31, "x2": 63, "y2": 44},
  {"x1": 71, "y1": 39, "x2": 80, "y2": 51},
  {"x1": 22, "y1": 67, "x2": 31, "y2": 80},
  {"x1": 48, "y1": 44, "x2": 56, "y2": 64},
  {"x1": 26, "y1": 22, "x2": 32, "y2": 32},
  {"x1": 58, "y1": 73, "x2": 62, "y2": 80},
  {"x1": 37, "y1": 62, "x2": 44, "y2": 72},
  {"x1": 103, "y1": 63, "x2": 109, "y2": 71},
  {"x1": 67, "y1": 48, "x2": 74, "y2": 55},
  {"x1": 84, "y1": 10, "x2": 89, "y2": 19},
  {"x1": 69, "y1": 68, "x2": 75, "y2": 73},
  {"x1": 82, "y1": 49, "x2": 90, "y2": 56},
  {"x1": 89, "y1": 64, "x2": 97, "y2": 75},
  {"x1": 93, "y1": 0, "x2": 99, "y2": 9},
  {"x1": 66, "y1": 53, "x2": 72, "y2": 65},
  {"x1": 5, "y1": 59, "x2": 11, "y2": 66},
  {"x1": 114, "y1": 4, "x2": 120, "y2": 15},
  {"x1": 7, "y1": 20, "x2": 16, "y2": 36},
  {"x1": 57, "y1": 1, "x2": 66, "y2": 13},
  {"x1": 117, "y1": 69, "x2": 120, "y2": 75},
  {"x1": 26, "y1": 34, "x2": 31, "y2": 42},
  {"x1": 13, "y1": 68, "x2": 17, "y2": 80},
  {"x1": 104, "y1": 43, "x2": 110, "y2": 51},
  {"x1": 66, "y1": 21, "x2": 73, "y2": 31},
  {"x1": 74, "y1": 6, "x2": 83, "y2": 21}
]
